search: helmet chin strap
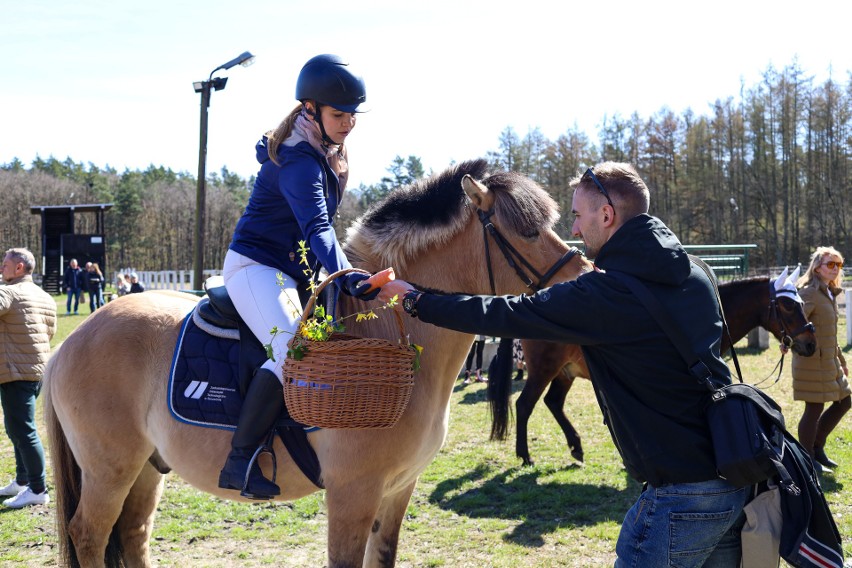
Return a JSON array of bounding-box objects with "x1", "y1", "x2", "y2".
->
[{"x1": 304, "y1": 104, "x2": 339, "y2": 147}]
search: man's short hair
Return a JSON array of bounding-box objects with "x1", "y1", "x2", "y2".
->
[
  {"x1": 5, "y1": 248, "x2": 36, "y2": 275},
  {"x1": 571, "y1": 162, "x2": 651, "y2": 219}
]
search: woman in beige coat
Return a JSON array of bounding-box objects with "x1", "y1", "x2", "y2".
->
[{"x1": 793, "y1": 246, "x2": 850, "y2": 472}]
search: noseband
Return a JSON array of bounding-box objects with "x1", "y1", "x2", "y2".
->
[
  {"x1": 768, "y1": 285, "x2": 815, "y2": 348},
  {"x1": 476, "y1": 208, "x2": 580, "y2": 295},
  {"x1": 754, "y1": 284, "x2": 816, "y2": 387}
]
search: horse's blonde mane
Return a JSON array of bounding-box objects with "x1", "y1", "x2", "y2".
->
[{"x1": 344, "y1": 159, "x2": 559, "y2": 272}]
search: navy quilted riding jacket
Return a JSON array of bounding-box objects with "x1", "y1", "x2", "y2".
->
[{"x1": 229, "y1": 137, "x2": 350, "y2": 282}]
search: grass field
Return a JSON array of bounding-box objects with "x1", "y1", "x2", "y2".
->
[{"x1": 0, "y1": 295, "x2": 849, "y2": 566}]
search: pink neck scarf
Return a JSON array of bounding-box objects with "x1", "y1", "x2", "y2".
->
[{"x1": 286, "y1": 109, "x2": 349, "y2": 192}]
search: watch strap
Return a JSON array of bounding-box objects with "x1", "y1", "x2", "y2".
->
[{"x1": 402, "y1": 290, "x2": 423, "y2": 318}]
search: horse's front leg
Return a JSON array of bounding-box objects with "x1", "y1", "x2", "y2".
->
[
  {"x1": 326, "y1": 479, "x2": 385, "y2": 567},
  {"x1": 364, "y1": 480, "x2": 418, "y2": 568}
]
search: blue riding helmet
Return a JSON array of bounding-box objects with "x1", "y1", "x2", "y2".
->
[{"x1": 295, "y1": 54, "x2": 366, "y2": 113}]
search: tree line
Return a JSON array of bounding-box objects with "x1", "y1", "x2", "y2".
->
[{"x1": 1, "y1": 60, "x2": 849, "y2": 275}]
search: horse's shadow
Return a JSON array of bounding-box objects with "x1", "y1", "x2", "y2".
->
[
  {"x1": 454, "y1": 384, "x2": 488, "y2": 405},
  {"x1": 427, "y1": 464, "x2": 640, "y2": 547},
  {"x1": 455, "y1": 378, "x2": 525, "y2": 405}
]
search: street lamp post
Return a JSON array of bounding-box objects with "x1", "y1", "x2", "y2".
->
[{"x1": 192, "y1": 51, "x2": 255, "y2": 290}]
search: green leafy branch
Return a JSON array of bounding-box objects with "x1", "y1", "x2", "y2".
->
[{"x1": 265, "y1": 241, "x2": 420, "y2": 367}]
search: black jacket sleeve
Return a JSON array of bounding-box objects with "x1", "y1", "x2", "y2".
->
[{"x1": 413, "y1": 275, "x2": 636, "y2": 347}]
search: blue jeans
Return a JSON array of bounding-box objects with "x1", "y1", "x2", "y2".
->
[
  {"x1": 89, "y1": 289, "x2": 104, "y2": 312},
  {"x1": 615, "y1": 478, "x2": 749, "y2": 568},
  {"x1": 66, "y1": 288, "x2": 82, "y2": 313},
  {"x1": 0, "y1": 381, "x2": 46, "y2": 493}
]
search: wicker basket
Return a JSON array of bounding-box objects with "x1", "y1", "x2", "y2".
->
[{"x1": 283, "y1": 269, "x2": 416, "y2": 429}]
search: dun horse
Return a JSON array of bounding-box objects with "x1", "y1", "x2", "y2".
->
[
  {"x1": 488, "y1": 274, "x2": 818, "y2": 466},
  {"x1": 43, "y1": 159, "x2": 593, "y2": 568}
]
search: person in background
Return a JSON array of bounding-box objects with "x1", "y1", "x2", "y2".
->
[
  {"x1": 62, "y1": 258, "x2": 85, "y2": 315},
  {"x1": 462, "y1": 335, "x2": 486, "y2": 384},
  {"x1": 128, "y1": 273, "x2": 145, "y2": 294},
  {"x1": 512, "y1": 339, "x2": 526, "y2": 381},
  {"x1": 86, "y1": 262, "x2": 105, "y2": 312},
  {"x1": 114, "y1": 273, "x2": 130, "y2": 299},
  {"x1": 217, "y1": 54, "x2": 379, "y2": 500},
  {"x1": 793, "y1": 246, "x2": 850, "y2": 473},
  {"x1": 0, "y1": 248, "x2": 57, "y2": 508},
  {"x1": 379, "y1": 162, "x2": 749, "y2": 566}
]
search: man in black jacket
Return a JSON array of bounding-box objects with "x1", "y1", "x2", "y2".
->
[{"x1": 379, "y1": 162, "x2": 749, "y2": 566}]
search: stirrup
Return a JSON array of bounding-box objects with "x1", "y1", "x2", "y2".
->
[{"x1": 240, "y1": 432, "x2": 278, "y2": 500}]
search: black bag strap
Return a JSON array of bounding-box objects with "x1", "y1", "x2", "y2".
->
[
  {"x1": 607, "y1": 256, "x2": 738, "y2": 392},
  {"x1": 687, "y1": 255, "x2": 744, "y2": 382}
]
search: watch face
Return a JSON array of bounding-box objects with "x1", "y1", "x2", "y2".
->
[{"x1": 403, "y1": 295, "x2": 415, "y2": 313}]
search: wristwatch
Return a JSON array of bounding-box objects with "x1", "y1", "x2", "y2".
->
[{"x1": 402, "y1": 290, "x2": 423, "y2": 318}]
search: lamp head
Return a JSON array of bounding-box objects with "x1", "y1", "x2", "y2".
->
[{"x1": 217, "y1": 51, "x2": 255, "y2": 73}]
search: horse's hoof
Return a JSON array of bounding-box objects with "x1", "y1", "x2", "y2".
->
[
  {"x1": 521, "y1": 458, "x2": 534, "y2": 467},
  {"x1": 571, "y1": 449, "x2": 584, "y2": 463}
]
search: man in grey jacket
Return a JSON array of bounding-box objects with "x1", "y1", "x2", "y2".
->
[{"x1": 0, "y1": 248, "x2": 57, "y2": 508}]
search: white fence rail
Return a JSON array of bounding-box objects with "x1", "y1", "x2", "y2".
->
[
  {"x1": 112, "y1": 269, "x2": 222, "y2": 292},
  {"x1": 847, "y1": 290, "x2": 851, "y2": 347}
]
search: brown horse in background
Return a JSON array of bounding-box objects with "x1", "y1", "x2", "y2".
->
[
  {"x1": 43, "y1": 159, "x2": 593, "y2": 568},
  {"x1": 488, "y1": 275, "x2": 817, "y2": 466}
]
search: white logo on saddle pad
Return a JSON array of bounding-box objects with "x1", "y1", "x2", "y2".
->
[{"x1": 184, "y1": 381, "x2": 209, "y2": 399}]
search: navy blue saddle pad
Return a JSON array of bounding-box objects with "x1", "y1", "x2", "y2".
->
[
  {"x1": 168, "y1": 312, "x2": 243, "y2": 430},
  {"x1": 167, "y1": 307, "x2": 324, "y2": 488}
]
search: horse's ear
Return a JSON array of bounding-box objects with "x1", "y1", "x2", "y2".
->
[
  {"x1": 788, "y1": 264, "x2": 801, "y2": 285},
  {"x1": 774, "y1": 266, "x2": 789, "y2": 290},
  {"x1": 462, "y1": 174, "x2": 494, "y2": 211}
]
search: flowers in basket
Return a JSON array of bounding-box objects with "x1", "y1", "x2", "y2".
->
[{"x1": 264, "y1": 241, "x2": 423, "y2": 372}]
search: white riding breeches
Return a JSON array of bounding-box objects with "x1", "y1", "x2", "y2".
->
[{"x1": 223, "y1": 250, "x2": 301, "y2": 383}]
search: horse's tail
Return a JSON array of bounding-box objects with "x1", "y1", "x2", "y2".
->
[
  {"x1": 487, "y1": 337, "x2": 515, "y2": 441},
  {"x1": 44, "y1": 363, "x2": 84, "y2": 568},
  {"x1": 44, "y1": 357, "x2": 125, "y2": 568}
]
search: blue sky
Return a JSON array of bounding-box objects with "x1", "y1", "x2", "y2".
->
[{"x1": 2, "y1": 0, "x2": 850, "y2": 188}]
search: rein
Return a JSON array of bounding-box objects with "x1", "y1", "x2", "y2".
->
[
  {"x1": 477, "y1": 208, "x2": 580, "y2": 295},
  {"x1": 753, "y1": 284, "x2": 816, "y2": 387}
]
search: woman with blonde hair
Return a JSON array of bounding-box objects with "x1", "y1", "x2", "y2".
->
[
  {"x1": 793, "y1": 246, "x2": 850, "y2": 472},
  {"x1": 86, "y1": 263, "x2": 105, "y2": 312}
]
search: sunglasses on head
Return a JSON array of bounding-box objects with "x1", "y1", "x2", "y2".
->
[
  {"x1": 582, "y1": 168, "x2": 614, "y2": 209},
  {"x1": 822, "y1": 260, "x2": 843, "y2": 270}
]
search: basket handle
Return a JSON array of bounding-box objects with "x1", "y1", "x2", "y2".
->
[{"x1": 300, "y1": 268, "x2": 410, "y2": 346}]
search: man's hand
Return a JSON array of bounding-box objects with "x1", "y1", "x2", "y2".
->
[{"x1": 379, "y1": 279, "x2": 416, "y2": 307}]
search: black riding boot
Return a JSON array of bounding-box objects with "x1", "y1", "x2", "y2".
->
[{"x1": 218, "y1": 368, "x2": 284, "y2": 499}]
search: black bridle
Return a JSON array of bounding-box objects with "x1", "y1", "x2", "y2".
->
[
  {"x1": 753, "y1": 284, "x2": 816, "y2": 386},
  {"x1": 476, "y1": 208, "x2": 580, "y2": 295},
  {"x1": 768, "y1": 284, "x2": 815, "y2": 348}
]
